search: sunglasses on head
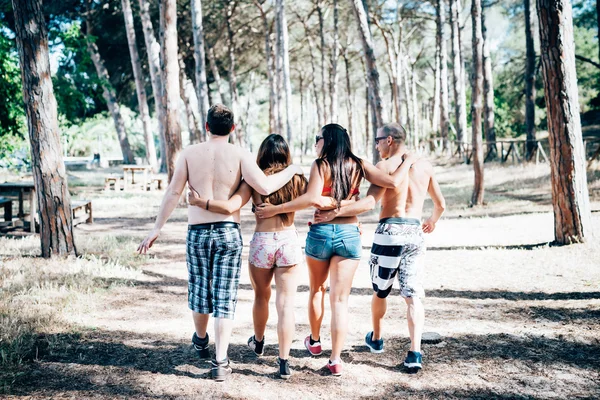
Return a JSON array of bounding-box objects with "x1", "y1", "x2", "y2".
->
[{"x1": 315, "y1": 135, "x2": 324, "y2": 145}]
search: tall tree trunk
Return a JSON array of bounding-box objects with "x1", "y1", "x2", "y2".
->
[
  {"x1": 432, "y1": 46, "x2": 440, "y2": 133},
  {"x1": 226, "y1": 1, "x2": 242, "y2": 145},
  {"x1": 274, "y1": 18, "x2": 284, "y2": 134},
  {"x1": 12, "y1": 0, "x2": 76, "y2": 257},
  {"x1": 352, "y1": 0, "x2": 383, "y2": 163},
  {"x1": 277, "y1": 0, "x2": 293, "y2": 144},
  {"x1": 482, "y1": 5, "x2": 496, "y2": 159},
  {"x1": 403, "y1": 57, "x2": 413, "y2": 138},
  {"x1": 138, "y1": 0, "x2": 167, "y2": 172},
  {"x1": 450, "y1": 0, "x2": 467, "y2": 144},
  {"x1": 436, "y1": 0, "x2": 450, "y2": 150},
  {"x1": 471, "y1": 0, "x2": 485, "y2": 205},
  {"x1": 330, "y1": 0, "x2": 339, "y2": 122},
  {"x1": 537, "y1": 0, "x2": 592, "y2": 244},
  {"x1": 207, "y1": 47, "x2": 225, "y2": 104},
  {"x1": 122, "y1": 0, "x2": 157, "y2": 169},
  {"x1": 317, "y1": 2, "x2": 328, "y2": 123},
  {"x1": 412, "y1": 68, "x2": 419, "y2": 149},
  {"x1": 87, "y1": 39, "x2": 135, "y2": 164},
  {"x1": 343, "y1": 49, "x2": 354, "y2": 141},
  {"x1": 299, "y1": 16, "x2": 323, "y2": 126},
  {"x1": 525, "y1": 0, "x2": 537, "y2": 159},
  {"x1": 191, "y1": 0, "x2": 210, "y2": 137},
  {"x1": 179, "y1": 57, "x2": 203, "y2": 143},
  {"x1": 159, "y1": 0, "x2": 182, "y2": 181},
  {"x1": 254, "y1": 0, "x2": 277, "y2": 134}
]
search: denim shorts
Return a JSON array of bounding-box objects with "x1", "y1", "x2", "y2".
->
[{"x1": 305, "y1": 223, "x2": 362, "y2": 261}]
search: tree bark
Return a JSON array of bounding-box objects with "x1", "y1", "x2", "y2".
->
[
  {"x1": 536, "y1": 0, "x2": 592, "y2": 244},
  {"x1": 179, "y1": 57, "x2": 203, "y2": 143},
  {"x1": 343, "y1": 48, "x2": 354, "y2": 142},
  {"x1": 191, "y1": 0, "x2": 210, "y2": 138},
  {"x1": 411, "y1": 68, "x2": 419, "y2": 149},
  {"x1": 226, "y1": 1, "x2": 242, "y2": 145},
  {"x1": 450, "y1": 0, "x2": 467, "y2": 145},
  {"x1": 159, "y1": 0, "x2": 182, "y2": 181},
  {"x1": 207, "y1": 47, "x2": 225, "y2": 105},
  {"x1": 317, "y1": 2, "x2": 328, "y2": 123},
  {"x1": 352, "y1": 0, "x2": 383, "y2": 163},
  {"x1": 436, "y1": 0, "x2": 450, "y2": 151},
  {"x1": 277, "y1": 0, "x2": 293, "y2": 144},
  {"x1": 12, "y1": 0, "x2": 76, "y2": 257},
  {"x1": 482, "y1": 5, "x2": 496, "y2": 159},
  {"x1": 432, "y1": 45, "x2": 440, "y2": 133},
  {"x1": 330, "y1": 0, "x2": 339, "y2": 122},
  {"x1": 403, "y1": 57, "x2": 413, "y2": 138},
  {"x1": 138, "y1": 0, "x2": 167, "y2": 172},
  {"x1": 471, "y1": 0, "x2": 485, "y2": 205},
  {"x1": 254, "y1": 0, "x2": 277, "y2": 134},
  {"x1": 525, "y1": 0, "x2": 537, "y2": 159},
  {"x1": 87, "y1": 39, "x2": 135, "y2": 165},
  {"x1": 122, "y1": 0, "x2": 157, "y2": 169},
  {"x1": 298, "y1": 15, "x2": 323, "y2": 127}
]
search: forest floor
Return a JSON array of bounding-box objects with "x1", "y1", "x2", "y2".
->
[{"x1": 1, "y1": 160, "x2": 600, "y2": 399}]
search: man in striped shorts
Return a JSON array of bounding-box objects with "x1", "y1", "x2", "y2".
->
[{"x1": 314, "y1": 123, "x2": 445, "y2": 371}]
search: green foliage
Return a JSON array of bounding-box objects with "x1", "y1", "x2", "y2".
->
[
  {"x1": 0, "y1": 24, "x2": 24, "y2": 139},
  {"x1": 52, "y1": 22, "x2": 105, "y2": 124}
]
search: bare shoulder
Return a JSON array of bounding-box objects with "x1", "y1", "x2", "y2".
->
[{"x1": 413, "y1": 157, "x2": 434, "y2": 175}]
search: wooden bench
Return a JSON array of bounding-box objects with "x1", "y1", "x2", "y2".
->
[
  {"x1": 0, "y1": 197, "x2": 12, "y2": 223},
  {"x1": 104, "y1": 175, "x2": 123, "y2": 191},
  {"x1": 72, "y1": 200, "x2": 93, "y2": 226},
  {"x1": 146, "y1": 177, "x2": 164, "y2": 191}
]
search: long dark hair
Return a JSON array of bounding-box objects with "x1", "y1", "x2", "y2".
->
[
  {"x1": 316, "y1": 124, "x2": 365, "y2": 202},
  {"x1": 316, "y1": 124, "x2": 364, "y2": 203},
  {"x1": 256, "y1": 134, "x2": 307, "y2": 224}
]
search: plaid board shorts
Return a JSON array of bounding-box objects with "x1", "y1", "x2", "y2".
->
[
  {"x1": 369, "y1": 217, "x2": 426, "y2": 299},
  {"x1": 186, "y1": 223, "x2": 243, "y2": 319}
]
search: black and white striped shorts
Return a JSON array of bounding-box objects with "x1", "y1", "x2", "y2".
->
[{"x1": 369, "y1": 217, "x2": 425, "y2": 299}]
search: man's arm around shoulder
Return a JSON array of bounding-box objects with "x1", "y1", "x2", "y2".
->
[{"x1": 240, "y1": 147, "x2": 301, "y2": 195}]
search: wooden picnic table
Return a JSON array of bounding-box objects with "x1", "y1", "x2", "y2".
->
[
  {"x1": 122, "y1": 165, "x2": 152, "y2": 191},
  {"x1": 0, "y1": 181, "x2": 36, "y2": 233}
]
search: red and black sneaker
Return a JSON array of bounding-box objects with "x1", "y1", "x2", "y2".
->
[{"x1": 304, "y1": 335, "x2": 322, "y2": 356}]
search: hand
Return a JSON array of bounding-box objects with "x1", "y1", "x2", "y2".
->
[
  {"x1": 187, "y1": 186, "x2": 206, "y2": 208},
  {"x1": 422, "y1": 218, "x2": 436, "y2": 233},
  {"x1": 255, "y1": 203, "x2": 279, "y2": 219},
  {"x1": 137, "y1": 228, "x2": 159, "y2": 254},
  {"x1": 402, "y1": 152, "x2": 418, "y2": 165},
  {"x1": 314, "y1": 209, "x2": 338, "y2": 223}
]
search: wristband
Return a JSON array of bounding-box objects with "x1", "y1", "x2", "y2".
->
[{"x1": 206, "y1": 199, "x2": 210, "y2": 210}]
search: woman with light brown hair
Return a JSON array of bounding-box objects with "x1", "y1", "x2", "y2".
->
[{"x1": 188, "y1": 133, "x2": 333, "y2": 379}]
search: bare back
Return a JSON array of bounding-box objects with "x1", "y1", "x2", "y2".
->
[
  {"x1": 186, "y1": 141, "x2": 243, "y2": 224},
  {"x1": 379, "y1": 157, "x2": 432, "y2": 220}
]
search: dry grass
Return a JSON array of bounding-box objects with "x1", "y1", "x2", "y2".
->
[{"x1": 0, "y1": 161, "x2": 599, "y2": 399}]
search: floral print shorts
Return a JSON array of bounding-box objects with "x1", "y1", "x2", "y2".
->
[{"x1": 249, "y1": 230, "x2": 303, "y2": 269}]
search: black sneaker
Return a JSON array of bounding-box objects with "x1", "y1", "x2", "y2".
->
[
  {"x1": 247, "y1": 335, "x2": 264, "y2": 356},
  {"x1": 192, "y1": 332, "x2": 210, "y2": 359},
  {"x1": 211, "y1": 358, "x2": 232, "y2": 381},
  {"x1": 403, "y1": 351, "x2": 423, "y2": 371},
  {"x1": 278, "y1": 357, "x2": 291, "y2": 380}
]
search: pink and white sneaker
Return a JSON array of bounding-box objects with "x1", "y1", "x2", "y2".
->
[
  {"x1": 327, "y1": 359, "x2": 342, "y2": 376},
  {"x1": 304, "y1": 335, "x2": 322, "y2": 356}
]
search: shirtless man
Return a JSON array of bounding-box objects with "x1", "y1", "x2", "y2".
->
[
  {"x1": 137, "y1": 104, "x2": 302, "y2": 381},
  {"x1": 314, "y1": 123, "x2": 445, "y2": 372}
]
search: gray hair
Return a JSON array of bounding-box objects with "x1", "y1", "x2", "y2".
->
[{"x1": 379, "y1": 123, "x2": 407, "y2": 143}]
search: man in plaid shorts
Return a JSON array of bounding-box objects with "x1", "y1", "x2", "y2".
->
[
  {"x1": 314, "y1": 123, "x2": 445, "y2": 371},
  {"x1": 138, "y1": 104, "x2": 302, "y2": 381}
]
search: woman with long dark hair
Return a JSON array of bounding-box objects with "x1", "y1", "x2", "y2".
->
[
  {"x1": 256, "y1": 124, "x2": 415, "y2": 376},
  {"x1": 188, "y1": 134, "x2": 333, "y2": 379}
]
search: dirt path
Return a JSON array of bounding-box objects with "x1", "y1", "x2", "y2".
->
[{"x1": 5, "y1": 164, "x2": 600, "y2": 399}]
